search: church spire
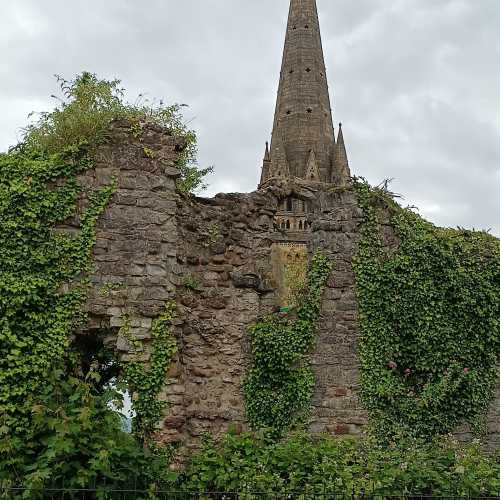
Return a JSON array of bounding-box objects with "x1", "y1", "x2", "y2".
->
[{"x1": 267, "y1": 0, "x2": 337, "y2": 183}]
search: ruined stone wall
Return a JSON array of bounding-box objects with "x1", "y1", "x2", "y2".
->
[{"x1": 74, "y1": 123, "x2": 500, "y2": 454}]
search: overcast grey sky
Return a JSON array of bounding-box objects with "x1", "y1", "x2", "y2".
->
[{"x1": 1, "y1": 0, "x2": 499, "y2": 234}]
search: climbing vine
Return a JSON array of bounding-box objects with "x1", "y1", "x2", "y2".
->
[
  {"x1": 120, "y1": 303, "x2": 178, "y2": 445},
  {"x1": 0, "y1": 145, "x2": 116, "y2": 440},
  {"x1": 244, "y1": 252, "x2": 333, "y2": 436},
  {"x1": 353, "y1": 178, "x2": 500, "y2": 440}
]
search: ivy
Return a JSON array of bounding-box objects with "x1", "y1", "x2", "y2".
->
[
  {"x1": 121, "y1": 303, "x2": 178, "y2": 446},
  {"x1": 353, "y1": 178, "x2": 500, "y2": 440},
  {"x1": 0, "y1": 146, "x2": 116, "y2": 440},
  {"x1": 244, "y1": 253, "x2": 333, "y2": 436}
]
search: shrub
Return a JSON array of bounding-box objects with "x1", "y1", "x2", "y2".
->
[
  {"x1": 177, "y1": 432, "x2": 500, "y2": 497},
  {"x1": 21, "y1": 72, "x2": 212, "y2": 194}
]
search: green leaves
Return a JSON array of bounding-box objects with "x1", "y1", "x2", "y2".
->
[
  {"x1": 354, "y1": 178, "x2": 500, "y2": 440},
  {"x1": 244, "y1": 252, "x2": 333, "y2": 436},
  {"x1": 179, "y1": 432, "x2": 500, "y2": 497}
]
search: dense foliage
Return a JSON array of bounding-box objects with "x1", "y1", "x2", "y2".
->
[
  {"x1": 244, "y1": 253, "x2": 333, "y2": 435},
  {"x1": 354, "y1": 179, "x2": 500, "y2": 440},
  {"x1": 1, "y1": 370, "x2": 172, "y2": 495},
  {"x1": 0, "y1": 73, "x2": 206, "y2": 492},
  {"x1": 176, "y1": 432, "x2": 500, "y2": 497}
]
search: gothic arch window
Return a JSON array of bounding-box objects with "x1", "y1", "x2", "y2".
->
[
  {"x1": 305, "y1": 68, "x2": 311, "y2": 73},
  {"x1": 286, "y1": 198, "x2": 293, "y2": 212},
  {"x1": 299, "y1": 221, "x2": 303, "y2": 230},
  {"x1": 286, "y1": 220, "x2": 290, "y2": 230}
]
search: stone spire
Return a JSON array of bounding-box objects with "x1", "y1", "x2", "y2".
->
[
  {"x1": 260, "y1": 142, "x2": 272, "y2": 186},
  {"x1": 261, "y1": 0, "x2": 342, "y2": 186},
  {"x1": 333, "y1": 123, "x2": 350, "y2": 184}
]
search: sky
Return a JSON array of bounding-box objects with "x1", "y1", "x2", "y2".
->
[{"x1": 1, "y1": 0, "x2": 499, "y2": 234}]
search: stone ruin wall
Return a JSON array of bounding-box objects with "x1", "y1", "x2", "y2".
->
[{"x1": 70, "y1": 122, "x2": 500, "y2": 453}]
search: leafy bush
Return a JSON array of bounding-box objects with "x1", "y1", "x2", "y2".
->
[
  {"x1": 0, "y1": 370, "x2": 173, "y2": 495},
  {"x1": 177, "y1": 432, "x2": 500, "y2": 497}
]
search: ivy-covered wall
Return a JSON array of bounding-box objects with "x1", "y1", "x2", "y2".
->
[{"x1": 75, "y1": 122, "x2": 500, "y2": 455}]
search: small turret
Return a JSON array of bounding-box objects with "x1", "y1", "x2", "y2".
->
[
  {"x1": 259, "y1": 142, "x2": 272, "y2": 187},
  {"x1": 333, "y1": 123, "x2": 351, "y2": 184}
]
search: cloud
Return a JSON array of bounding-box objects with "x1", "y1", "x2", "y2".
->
[{"x1": 1, "y1": 0, "x2": 499, "y2": 234}]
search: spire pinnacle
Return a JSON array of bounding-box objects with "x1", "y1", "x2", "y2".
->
[{"x1": 333, "y1": 123, "x2": 351, "y2": 184}]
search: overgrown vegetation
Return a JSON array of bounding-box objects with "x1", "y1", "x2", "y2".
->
[
  {"x1": 21, "y1": 72, "x2": 212, "y2": 194},
  {"x1": 0, "y1": 72, "x2": 209, "y2": 493},
  {"x1": 175, "y1": 432, "x2": 500, "y2": 497},
  {"x1": 244, "y1": 253, "x2": 333, "y2": 435},
  {"x1": 353, "y1": 178, "x2": 500, "y2": 440}
]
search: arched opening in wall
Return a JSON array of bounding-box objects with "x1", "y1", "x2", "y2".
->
[
  {"x1": 306, "y1": 68, "x2": 311, "y2": 73},
  {"x1": 73, "y1": 328, "x2": 134, "y2": 433},
  {"x1": 299, "y1": 221, "x2": 303, "y2": 230},
  {"x1": 286, "y1": 220, "x2": 290, "y2": 230},
  {"x1": 281, "y1": 221, "x2": 286, "y2": 229},
  {"x1": 286, "y1": 197, "x2": 293, "y2": 212}
]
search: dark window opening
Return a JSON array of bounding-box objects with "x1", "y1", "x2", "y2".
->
[
  {"x1": 286, "y1": 110, "x2": 291, "y2": 115},
  {"x1": 307, "y1": 108, "x2": 312, "y2": 113},
  {"x1": 292, "y1": 25, "x2": 297, "y2": 30},
  {"x1": 299, "y1": 221, "x2": 303, "y2": 230},
  {"x1": 289, "y1": 69, "x2": 294, "y2": 74},
  {"x1": 281, "y1": 221, "x2": 286, "y2": 229},
  {"x1": 306, "y1": 68, "x2": 311, "y2": 73},
  {"x1": 286, "y1": 198, "x2": 293, "y2": 212},
  {"x1": 305, "y1": 25, "x2": 309, "y2": 29},
  {"x1": 286, "y1": 220, "x2": 291, "y2": 230}
]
